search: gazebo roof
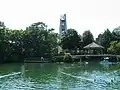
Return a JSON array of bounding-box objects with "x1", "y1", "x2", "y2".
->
[{"x1": 83, "y1": 42, "x2": 104, "y2": 49}]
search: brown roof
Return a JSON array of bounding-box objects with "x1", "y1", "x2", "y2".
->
[{"x1": 83, "y1": 42, "x2": 104, "y2": 49}]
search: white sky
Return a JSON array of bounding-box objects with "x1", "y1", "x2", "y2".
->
[{"x1": 0, "y1": 0, "x2": 120, "y2": 38}]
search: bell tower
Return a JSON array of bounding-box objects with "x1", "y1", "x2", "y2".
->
[{"x1": 59, "y1": 14, "x2": 67, "y2": 34}]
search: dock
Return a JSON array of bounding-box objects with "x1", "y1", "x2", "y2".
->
[
  {"x1": 55, "y1": 54, "x2": 120, "y2": 58},
  {"x1": 72, "y1": 54, "x2": 120, "y2": 58},
  {"x1": 55, "y1": 54, "x2": 120, "y2": 62},
  {"x1": 24, "y1": 60, "x2": 50, "y2": 63},
  {"x1": 24, "y1": 57, "x2": 50, "y2": 63}
]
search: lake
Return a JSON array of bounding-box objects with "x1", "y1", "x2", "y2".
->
[{"x1": 0, "y1": 62, "x2": 120, "y2": 90}]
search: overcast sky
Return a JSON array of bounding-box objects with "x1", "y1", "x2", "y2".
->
[{"x1": 0, "y1": 0, "x2": 120, "y2": 38}]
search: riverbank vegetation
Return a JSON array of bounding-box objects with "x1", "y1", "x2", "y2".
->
[
  {"x1": 0, "y1": 21, "x2": 120, "y2": 63},
  {"x1": 0, "y1": 21, "x2": 58, "y2": 63}
]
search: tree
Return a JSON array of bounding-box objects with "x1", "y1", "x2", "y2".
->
[
  {"x1": 0, "y1": 21, "x2": 7, "y2": 62},
  {"x1": 96, "y1": 33, "x2": 103, "y2": 45},
  {"x1": 107, "y1": 26, "x2": 120, "y2": 54},
  {"x1": 82, "y1": 30, "x2": 94, "y2": 46},
  {"x1": 112, "y1": 26, "x2": 120, "y2": 41},
  {"x1": 100, "y1": 29, "x2": 112, "y2": 53},
  {"x1": 61, "y1": 29, "x2": 81, "y2": 52},
  {"x1": 26, "y1": 22, "x2": 58, "y2": 58},
  {"x1": 107, "y1": 41, "x2": 120, "y2": 54},
  {"x1": 0, "y1": 21, "x2": 58, "y2": 63}
]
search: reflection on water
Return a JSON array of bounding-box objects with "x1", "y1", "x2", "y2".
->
[
  {"x1": 21, "y1": 64, "x2": 25, "y2": 77},
  {"x1": 0, "y1": 62, "x2": 120, "y2": 90}
]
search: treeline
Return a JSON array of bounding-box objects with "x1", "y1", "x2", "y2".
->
[
  {"x1": 60, "y1": 29, "x2": 94, "y2": 54},
  {"x1": 0, "y1": 21, "x2": 120, "y2": 63},
  {"x1": 61, "y1": 28, "x2": 120, "y2": 55},
  {"x1": 96, "y1": 28, "x2": 120, "y2": 54},
  {"x1": 0, "y1": 22, "x2": 58, "y2": 63}
]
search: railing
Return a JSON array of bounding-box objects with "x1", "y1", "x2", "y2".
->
[{"x1": 55, "y1": 54, "x2": 120, "y2": 59}]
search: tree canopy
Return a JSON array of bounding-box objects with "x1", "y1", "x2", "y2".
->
[
  {"x1": 60, "y1": 29, "x2": 81, "y2": 51},
  {"x1": 107, "y1": 41, "x2": 120, "y2": 54},
  {"x1": 0, "y1": 21, "x2": 58, "y2": 63},
  {"x1": 82, "y1": 30, "x2": 94, "y2": 46}
]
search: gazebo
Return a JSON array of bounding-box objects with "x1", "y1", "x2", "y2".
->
[{"x1": 83, "y1": 42, "x2": 104, "y2": 54}]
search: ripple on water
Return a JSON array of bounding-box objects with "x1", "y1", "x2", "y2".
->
[{"x1": 0, "y1": 63, "x2": 120, "y2": 90}]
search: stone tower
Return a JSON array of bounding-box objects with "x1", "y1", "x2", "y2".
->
[{"x1": 59, "y1": 14, "x2": 67, "y2": 34}]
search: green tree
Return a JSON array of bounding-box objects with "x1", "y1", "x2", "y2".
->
[
  {"x1": 26, "y1": 22, "x2": 58, "y2": 59},
  {"x1": 0, "y1": 21, "x2": 58, "y2": 63},
  {"x1": 101, "y1": 29, "x2": 112, "y2": 53},
  {"x1": 0, "y1": 21, "x2": 7, "y2": 62},
  {"x1": 107, "y1": 41, "x2": 120, "y2": 54},
  {"x1": 96, "y1": 33, "x2": 103, "y2": 45},
  {"x1": 61, "y1": 29, "x2": 81, "y2": 53},
  {"x1": 112, "y1": 26, "x2": 120, "y2": 41},
  {"x1": 82, "y1": 30, "x2": 94, "y2": 46}
]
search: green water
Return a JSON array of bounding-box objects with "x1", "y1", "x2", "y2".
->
[{"x1": 0, "y1": 62, "x2": 120, "y2": 90}]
